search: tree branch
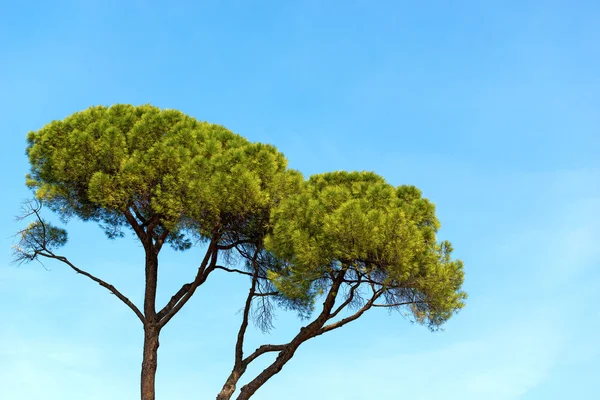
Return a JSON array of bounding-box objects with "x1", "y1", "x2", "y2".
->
[
  {"x1": 214, "y1": 265, "x2": 254, "y2": 277},
  {"x1": 253, "y1": 291, "x2": 278, "y2": 297},
  {"x1": 372, "y1": 301, "x2": 423, "y2": 308},
  {"x1": 154, "y1": 228, "x2": 170, "y2": 252},
  {"x1": 235, "y1": 249, "x2": 261, "y2": 367},
  {"x1": 214, "y1": 265, "x2": 269, "y2": 280},
  {"x1": 217, "y1": 240, "x2": 252, "y2": 250},
  {"x1": 236, "y1": 270, "x2": 347, "y2": 400},
  {"x1": 327, "y1": 278, "x2": 362, "y2": 321},
  {"x1": 157, "y1": 283, "x2": 191, "y2": 321},
  {"x1": 16, "y1": 202, "x2": 145, "y2": 324},
  {"x1": 131, "y1": 203, "x2": 149, "y2": 227},
  {"x1": 123, "y1": 207, "x2": 146, "y2": 242},
  {"x1": 242, "y1": 344, "x2": 288, "y2": 366},
  {"x1": 41, "y1": 252, "x2": 145, "y2": 324},
  {"x1": 157, "y1": 242, "x2": 217, "y2": 327},
  {"x1": 216, "y1": 246, "x2": 277, "y2": 400},
  {"x1": 317, "y1": 290, "x2": 385, "y2": 335}
]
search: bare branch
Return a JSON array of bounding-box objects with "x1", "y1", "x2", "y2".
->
[
  {"x1": 214, "y1": 265, "x2": 270, "y2": 280},
  {"x1": 236, "y1": 271, "x2": 347, "y2": 400},
  {"x1": 251, "y1": 289, "x2": 276, "y2": 333},
  {"x1": 242, "y1": 344, "x2": 287, "y2": 366},
  {"x1": 123, "y1": 207, "x2": 146, "y2": 242},
  {"x1": 317, "y1": 290, "x2": 385, "y2": 335},
  {"x1": 217, "y1": 240, "x2": 251, "y2": 251},
  {"x1": 235, "y1": 249, "x2": 261, "y2": 366},
  {"x1": 154, "y1": 228, "x2": 170, "y2": 252},
  {"x1": 14, "y1": 201, "x2": 145, "y2": 324},
  {"x1": 216, "y1": 246, "x2": 277, "y2": 400},
  {"x1": 253, "y1": 291, "x2": 278, "y2": 297},
  {"x1": 42, "y1": 252, "x2": 145, "y2": 324},
  {"x1": 157, "y1": 283, "x2": 192, "y2": 320},
  {"x1": 214, "y1": 265, "x2": 254, "y2": 277},
  {"x1": 157, "y1": 242, "x2": 218, "y2": 327},
  {"x1": 14, "y1": 198, "x2": 42, "y2": 222},
  {"x1": 327, "y1": 277, "x2": 362, "y2": 321},
  {"x1": 372, "y1": 301, "x2": 423, "y2": 308}
]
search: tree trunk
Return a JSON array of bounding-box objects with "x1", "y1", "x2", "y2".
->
[
  {"x1": 236, "y1": 344, "x2": 298, "y2": 400},
  {"x1": 141, "y1": 245, "x2": 160, "y2": 400},
  {"x1": 217, "y1": 369, "x2": 243, "y2": 400},
  {"x1": 141, "y1": 324, "x2": 161, "y2": 400},
  {"x1": 236, "y1": 272, "x2": 346, "y2": 399}
]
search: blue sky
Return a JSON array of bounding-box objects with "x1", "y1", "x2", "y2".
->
[{"x1": 1, "y1": 1, "x2": 599, "y2": 399}]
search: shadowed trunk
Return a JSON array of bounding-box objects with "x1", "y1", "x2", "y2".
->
[
  {"x1": 141, "y1": 324, "x2": 161, "y2": 400},
  {"x1": 141, "y1": 238, "x2": 160, "y2": 400}
]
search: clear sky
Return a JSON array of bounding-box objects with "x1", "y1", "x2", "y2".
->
[{"x1": 1, "y1": 1, "x2": 599, "y2": 399}]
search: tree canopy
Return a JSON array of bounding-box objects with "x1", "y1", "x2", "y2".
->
[
  {"x1": 25, "y1": 104, "x2": 299, "y2": 244},
  {"x1": 217, "y1": 171, "x2": 466, "y2": 399},
  {"x1": 16, "y1": 104, "x2": 465, "y2": 400},
  {"x1": 267, "y1": 171, "x2": 465, "y2": 328}
]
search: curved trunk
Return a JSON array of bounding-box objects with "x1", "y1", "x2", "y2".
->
[
  {"x1": 236, "y1": 271, "x2": 346, "y2": 399},
  {"x1": 236, "y1": 341, "x2": 301, "y2": 400},
  {"x1": 141, "y1": 325, "x2": 160, "y2": 400}
]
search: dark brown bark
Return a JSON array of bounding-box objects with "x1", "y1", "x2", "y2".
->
[
  {"x1": 38, "y1": 253, "x2": 145, "y2": 324},
  {"x1": 143, "y1": 247, "x2": 159, "y2": 319},
  {"x1": 141, "y1": 324, "x2": 161, "y2": 400},
  {"x1": 24, "y1": 204, "x2": 225, "y2": 400},
  {"x1": 138, "y1": 224, "x2": 219, "y2": 399},
  {"x1": 235, "y1": 271, "x2": 347, "y2": 400},
  {"x1": 141, "y1": 239, "x2": 161, "y2": 400},
  {"x1": 230, "y1": 281, "x2": 396, "y2": 399},
  {"x1": 216, "y1": 250, "x2": 260, "y2": 400},
  {"x1": 220, "y1": 273, "x2": 393, "y2": 400},
  {"x1": 158, "y1": 242, "x2": 217, "y2": 327}
]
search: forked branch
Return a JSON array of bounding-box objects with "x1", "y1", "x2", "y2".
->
[{"x1": 157, "y1": 241, "x2": 218, "y2": 326}]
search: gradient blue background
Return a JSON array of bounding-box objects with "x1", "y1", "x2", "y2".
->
[{"x1": 1, "y1": 1, "x2": 598, "y2": 399}]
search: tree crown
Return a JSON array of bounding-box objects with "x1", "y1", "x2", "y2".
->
[
  {"x1": 26, "y1": 104, "x2": 300, "y2": 247},
  {"x1": 266, "y1": 171, "x2": 466, "y2": 329}
]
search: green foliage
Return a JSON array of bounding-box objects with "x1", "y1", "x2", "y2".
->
[
  {"x1": 25, "y1": 104, "x2": 465, "y2": 330},
  {"x1": 21, "y1": 104, "x2": 467, "y2": 400},
  {"x1": 265, "y1": 171, "x2": 466, "y2": 329},
  {"x1": 26, "y1": 104, "x2": 299, "y2": 244}
]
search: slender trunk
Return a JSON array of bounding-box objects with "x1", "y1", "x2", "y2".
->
[
  {"x1": 236, "y1": 339, "x2": 301, "y2": 400},
  {"x1": 141, "y1": 324, "x2": 161, "y2": 400},
  {"x1": 217, "y1": 250, "x2": 261, "y2": 400},
  {"x1": 236, "y1": 271, "x2": 346, "y2": 400},
  {"x1": 141, "y1": 241, "x2": 160, "y2": 400},
  {"x1": 217, "y1": 369, "x2": 244, "y2": 400}
]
